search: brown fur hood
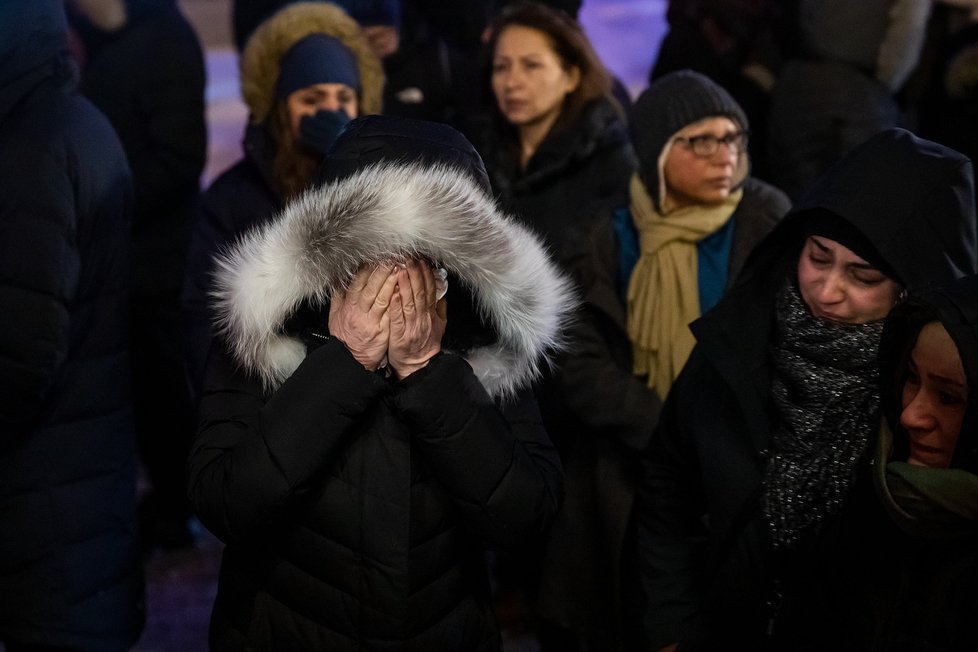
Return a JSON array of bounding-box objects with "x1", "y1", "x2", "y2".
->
[{"x1": 240, "y1": 1, "x2": 384, "y2": 123}]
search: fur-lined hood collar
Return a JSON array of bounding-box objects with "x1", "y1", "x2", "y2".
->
[
  {"x1": 240, "y1": 1, "x2": 384, "y2": 123},
  {"x1": 212, "y1": 162, "x2": 577, "y2": 399}
]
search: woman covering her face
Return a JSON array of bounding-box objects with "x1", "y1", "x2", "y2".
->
[
  {"x1": 633, "y1": 128, "x2": 978, "y2": 651},
  {"x1": 188, "y1": 115, "x2": 575, "y2": 650}
]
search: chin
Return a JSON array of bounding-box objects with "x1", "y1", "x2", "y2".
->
[
  {"x1": 699, "y1": 191, "x2": 731, "y2": 205},
  {"x1": 908, "y1": 445, "x2": 950, "y2": 469}
]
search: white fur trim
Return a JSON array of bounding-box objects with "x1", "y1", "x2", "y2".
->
[{"x1": 211, "y1": 162, "x2": 577, "y2": 399}]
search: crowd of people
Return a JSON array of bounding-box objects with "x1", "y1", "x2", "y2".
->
[{"x1": 1, "y1": 0, "x2": 977, "y2": 650}]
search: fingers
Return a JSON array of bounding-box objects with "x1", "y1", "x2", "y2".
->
[
  {"x1": 343, "y1": 259, "x2": 437, "y2": 325},
  {"x1": 370, "y1": 268, "x2": 399, "y2": 317},
  {"x1": 350, "y1": 263, "x2": 395, "y2": 310},
  {"x1": 389, "y1": 278, "x2": 405, "y2": 316},
  {"x1": 407, "y1": 259, "x2": 435, "y2": 310},
  {"x1": 348, "y1": 263, "x2": 377, "y2": 293},
  {"x1": 395, "y1": 266, "x2": 416, "y2": 316}
]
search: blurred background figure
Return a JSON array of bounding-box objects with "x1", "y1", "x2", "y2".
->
[
  {"x1": 649, "y1": 0, "x2": 786, "y2": 181},
  {"x1": 910, "y1": 0, "x2": 978, "y2": 204},
  {"x1": 616, "y1": 70, "x2": 789, "y2": 398},
  {"x1": 0, "y1": 0, "x2": 144, "y2": 648},
  {"x1": 766, "y1": 0, "x2": 932, "y2": 201},
  {"x1": 480, "y1": 0, "x2": 634, "y2": 266},
  {"x1": 66, "y1": 0, "x2": 208, "y2": 553},
  {"x1": 182, "y1": 1, "x2": 383, "y2": 400},
  {"x1": 232, "y1": 0, "x2": 493, "y2": 134},
  {"x1": 473, "y1": 2, "x2": 635, "y2": 641}
]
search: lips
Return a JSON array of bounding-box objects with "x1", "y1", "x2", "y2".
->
[
  {"x1": 503, "y1": 99, "x2": 527, "y2": 113},
  {"x1": 910, "y1": 440, "x2": 943, "y2": 456},
  {"x1": 704, "y1": 177, "x2": 733, "y2": 191},
  {"x1": 811, "y1": 307, "x2": 846, "y2": 323}
]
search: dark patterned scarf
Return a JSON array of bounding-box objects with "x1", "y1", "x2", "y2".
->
[{"x1": 764, "y1": 280, "x2": 884, "y2": 549}]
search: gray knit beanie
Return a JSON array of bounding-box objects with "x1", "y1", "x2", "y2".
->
[{"x1": 630, "y1": 70, "x2": 748, "y2": 209}]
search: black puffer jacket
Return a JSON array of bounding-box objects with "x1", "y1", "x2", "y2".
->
[
  {"x1": 482, "y1": 97, "x2": 635, "y2": 266},
  {"x1": 189, "y1": 116, "x2": 572, "y2": 650},
  {"x1": 182, "y1": 125, "x2": 281, "y2": 394},
  {"x1": 0, "y1": 1, "x2": 143, "y2": 647},
  {"x1": 635, "y1": 128, "x2": 977, "y2": 650}
]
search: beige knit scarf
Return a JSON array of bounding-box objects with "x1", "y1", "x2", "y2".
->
[{"x1": 627, "y1": 174, "x2": 741, "y2": 398}]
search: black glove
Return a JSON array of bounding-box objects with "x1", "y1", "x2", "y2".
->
[{"x1": 298, "y1": 109, "x2": 351, "y2": 155}]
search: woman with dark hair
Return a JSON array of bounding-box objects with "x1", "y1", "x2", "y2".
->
[
  {"x1": 182, "y1": 1, "x2": 384, "y2": 397},
  {"x1": 868, "y1": 275, "x2": 978, "y2": 650},
  {"x1": 633, "y1": 128, "x2": 977, "y2": 651},
  {"x1": 480, "y1": 0, "x2": 634, "y2": 265}
]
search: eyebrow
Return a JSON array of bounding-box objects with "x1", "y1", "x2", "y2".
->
[
  {"x1": 931, "y1": 375, "x2": 968, "y2": 389},
  {"x1": 909, "y1": 358, "x2": 969, "y2": 389},
  {"x1": 682, "y1": 129, "x2": 739, "y2": 139},
  {"x1": 809, "y1": 236, "x2": 879, "y2": 271}
]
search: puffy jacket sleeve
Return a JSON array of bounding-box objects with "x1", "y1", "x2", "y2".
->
[
  {"x1": 392, "y1": 352, "x2": 564, "y2": 549},
  {"x1": 187, "y1": 338, "x2": 389, "y2": 543},
  {"x1": 633, "y1": 348, "x2": 711, "y2": 650},
  {"x1": 0, "y1": 143, "x2": 78, "y2": 438}
]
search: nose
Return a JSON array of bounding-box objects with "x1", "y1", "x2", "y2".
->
[
  {"x1": 502, "y1": 68, "x2": 523, "y2": 90},
  {"x1": 900, "y1": 386, "x2": 936, "y2": 432},
  {"x1": 815, "y1": 270, "x2": 846, "y2": 304},
  {"x1": 318, "y1": 96, "x2": 340, "y2": 112}
]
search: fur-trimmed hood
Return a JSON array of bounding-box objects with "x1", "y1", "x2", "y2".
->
[
  {"x1": 240, "y1": 1, "x2": 384, "y2": 123},
  {"x1": 212, "y1": 161, "x2": 578, "y2": 399}
]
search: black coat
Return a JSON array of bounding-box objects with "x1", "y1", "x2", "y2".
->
[
  {"x1": 182, "y1": 125, "x2": 281, "y2": 398},
  {"x1": 773, "y1": 276, "x2": 978, "y2": 652},
  {"x1": 196, "y1": 344, "x2": 559, "y2": 651},
  {"x1": 635, "y1": 128, "x2": 977, "y2": 650},
  {"x1": 72, "y1": 0, "x2": 206, "y2": 295},
  {"x1": 188, "y1": 153, "x2": 573, "y2": 650},
  {"x1": 0, "y1": 2, "x2": 143, "y2": 647},
  {"x1": 482, "y1": 97, "x2": 636, "y2": 266}
]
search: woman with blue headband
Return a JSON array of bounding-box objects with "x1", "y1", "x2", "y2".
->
[{"x1": 182, "y1": 2, "x2": 384, "y2": 400}]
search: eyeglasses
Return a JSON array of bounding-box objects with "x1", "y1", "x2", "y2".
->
[{"x1": 673, "y1": 131, "x2": 750, "y2": 157}]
